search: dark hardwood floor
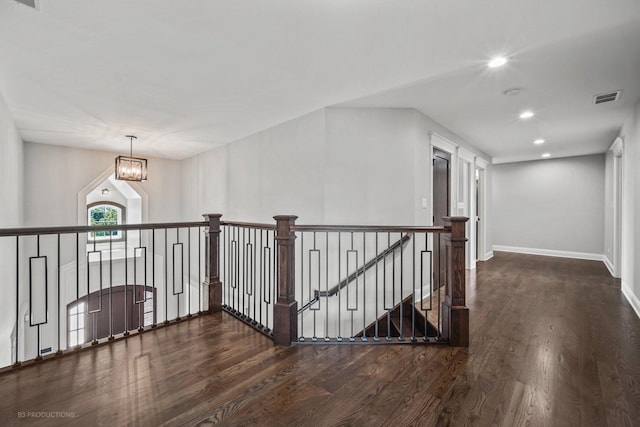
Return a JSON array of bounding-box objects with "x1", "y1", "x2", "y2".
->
[{"x1": 1, "y1": 252, "x2": 639, "y2": 426}]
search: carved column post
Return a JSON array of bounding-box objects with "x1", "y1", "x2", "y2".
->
[
  {"x1": 441, "y1": 216, "x2": 469, "y2": 347},
  {"x1": 203, "y1": 214, "x2": 222, "y2": 314},
  {"x1": 273, "y1": 215, "x2": 298, "y2": 345}
]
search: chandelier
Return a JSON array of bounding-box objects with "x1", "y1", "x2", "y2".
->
[{"x1": 115, "y1": 135, "x2": 148, "y2": 182}]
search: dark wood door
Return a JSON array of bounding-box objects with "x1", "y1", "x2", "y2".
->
[
  {"x1": 69, "y1": 285, "x2": 155, "y2": 344},
  {"x1": 433, "y1": 149, "x2": 450, "y2": 290}
]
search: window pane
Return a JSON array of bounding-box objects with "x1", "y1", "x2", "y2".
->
[
  {"x1": 88, "y1": 204, "x2": 123, "y2": 240},
  {"x1": 69, "y1": 315, "x2": 77, "y2": 330}
]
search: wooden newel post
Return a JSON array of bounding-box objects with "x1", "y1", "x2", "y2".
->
[
  {"x1": 273, "y1": 215, "x2": 298, "y2": 345},
  {"x1": 203, "y1": 214, "x2": 223, "y2": 314},
  {"x1": 441, "y1": 216, "x2": 469, "y2": 347}
]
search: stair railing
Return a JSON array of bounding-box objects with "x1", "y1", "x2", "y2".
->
[{"x1": 207, "y1": 215, "x2": 469, "y2": 347}]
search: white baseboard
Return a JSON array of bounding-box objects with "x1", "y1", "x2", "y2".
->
[
  {"x1": 622, "y1": 281, "x2": 640, "y2": 320},
  {"x1": 603, "y1": 256, "x2": 615, "y2": 277},
  {"x1": 492, "y1": 245, "x2": 604, "y2": 262},
  {"x1": 483, "y1": 251, "x2": 494, "y2": 261}
]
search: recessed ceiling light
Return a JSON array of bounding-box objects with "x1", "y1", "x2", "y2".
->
[
  {"x1": 541, "y1": 153, "x2": 551, "y2": 158},
  {"x1": 101, "y1": 188, "x2": 110, "y2": 196},
  {"x1": 534, "y1": 139, "x2": 545, "y2": 145},
  {"x1": 488, "y1": 57, "x2": 508, "y2": 68},
  {"x1": 519, "y1": 111, "x2": 534, "y2": 119}
]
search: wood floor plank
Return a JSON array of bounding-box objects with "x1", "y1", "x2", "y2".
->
[{"x1": 1, "y1": 252, "x2": 639, "y2": 426}]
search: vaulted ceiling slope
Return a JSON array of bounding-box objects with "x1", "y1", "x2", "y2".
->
[{"x1": 1, "y1": 0, "x2": 639, "y2": 161}]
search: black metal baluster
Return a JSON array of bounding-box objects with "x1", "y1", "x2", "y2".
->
[
  {"x1": 374, "y1": 232, "x2": 379, "y2": 342},
  {"x1": 152, "y1": 229, "x2": 156, "y2": 327},
  {"x1": 337, "y1": 232, "x2": 341, "y2": 342},
  {"x1": 411, "y1": 233, "x2": 416, "y2": 341},
  {"x1": 124, "y1": 227, "x2": 129, "y2": 336},
  {"x1": 188, "y1": 227, "x2": 192, "y2": 318},
  {"x1": 312, "y1": 231, "x2": 318, "y2": 341},
  {"x1": 14, "y1": 236, "x2": 20, "y2": 366},
  {"x1": 362, "y1": 232, "x2": 366, "y2": 341},
  {"x1": 75, "y1": 232, "x2": 79, "y2": 348},
  {"x1": 399, "y1": 232, "x2": 404, "y2": 341},
  {"x1": 325, "y1": 232, "x2": 329, "y2": 342},
  {"x1": 259, "y1": 229, "x2": 263, "y2": 327},
  {"x1": 164, "y1": 228, "x2": 168, "y2": 324},
  {"x1": 253, "y1": 228, "x2": 257, "y2": 324},
  {"x1": 138, "y1": 228, "x2": 144, "y2": 331},
  {"x1": 242, "y1": 227, "x2": 246, "y2": 318},
  {"x1": 198, "y1": 226, "x2": 202, "y2": 315},
  {"x1": 300, "y1": 231, "x2": 304, "y2": 340},
  {"x1": 437, "y1": 233, "x2": 441, "y2": 340},
  {"x1": 56, "y1": 234, "x2": 62, "y2": 355},
  {"x1": 34, "y1": 235, "x2": 42, "y2": 359},
  {"x1": 386, "y1": 232, "x2": 391, "y2": 341},
  {"x1": 176, "y1": 228, "x2": 180, "y2": 321},
  {"x1": 109, "y1": 234, "x2": 114, "y2": 339}
]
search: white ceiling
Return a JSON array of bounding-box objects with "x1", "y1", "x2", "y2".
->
[{"x1": 1, "y1": 0, "x2": 639, "y2": 162}]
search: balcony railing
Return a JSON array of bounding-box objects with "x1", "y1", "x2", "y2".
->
[
  {"x1": 0, "y1": 214, "x2": 469, "y2": 371},
  {"x1": 0, "y1": 221, "x2": 208, "y2": 371}
]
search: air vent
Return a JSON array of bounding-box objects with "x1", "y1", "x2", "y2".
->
[
  {"x1": 593, "y1": 90, "x2": 621, "y2": 105},
  {"x1": 15, "y1": 0, "x2": 40, "y2": 10}
]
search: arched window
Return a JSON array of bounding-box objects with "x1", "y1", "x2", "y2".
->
[{"x1": 87, "y1": 202, "x2": 125, "y2": 241}]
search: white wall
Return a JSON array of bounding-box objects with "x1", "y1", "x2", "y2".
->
[
  {"x1": 182, "y1": 106, "x2": 492, "y2": 233},
  {"x1": 0, "y1": 90, "x2": 23, "y2": 367},
  {"x1": 619, "y1": 100, "x2": 640, "y2": 318},
  {"x1": 0, "y1": 92, "x2": 23, "y2": 227},
  {"x1": 24, "y1": 142, "x2": 184, "y2": 225},
  {"x1": 227, "y1": 109, "x2": 326, "y2": 224},
  {"x1": 324, "y1": 108, "x2": 417, "y2": 225},
  {"x1": 604, "y1": 151, "x2": 614, "y2": 266},
  {"x1": 492, "y1": 154, "x2": 605, "y2": 257},
  {"x1": 181, "y1": 146, "x2": 229, "y2": 221},
  {"x1": 182, "y1": 109, "x2": 326, "y2": 224}
]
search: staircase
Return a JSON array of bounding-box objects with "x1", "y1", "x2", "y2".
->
[{"x1": 357, "y1": 295, "x2": 440, "y2": 341}]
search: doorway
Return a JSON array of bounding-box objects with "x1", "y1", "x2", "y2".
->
[
  {"x1": 432, "y1": 149, "x2": 450, "y2": 226},
  {"x1": 475, "y1": 165, "x2": 487, "y2": 262},
  {"x1": 67, "y1": 285, "x2": 156, "y2": 345},
  {"x1": 432, "y1": 148, "x2": 450, "y2": 291},
  {"x1": 611, "y1": 137, "x2": 623, "y2": 278}
]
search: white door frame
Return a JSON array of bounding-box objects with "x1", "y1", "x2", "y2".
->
[
  {"x1": 475, "y1": 157, "x2": 489, "y2": 262},
  {"x1": 429, "y1": 132, "x2": 487, "y2": 270},
  {"x1": 458, "y1": 147, "x2": 475, "y2": 269},
  {"x1": 610, "y1": 137, "x2": 624, "y2": 278},
  {"x1": 429, "y1": 132, "x2": 457, "y2": 226}
]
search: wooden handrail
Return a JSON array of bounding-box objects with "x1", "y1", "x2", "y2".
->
[
  {"x1": 292, "y1": 224, "x2": 448, "y2": 233},
  {"x1": 0, "y1": 221, "x2": 207, "y2": 237},
  {"x1": 221, "y1": 220, "x2": 276, "y2": 230}
]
